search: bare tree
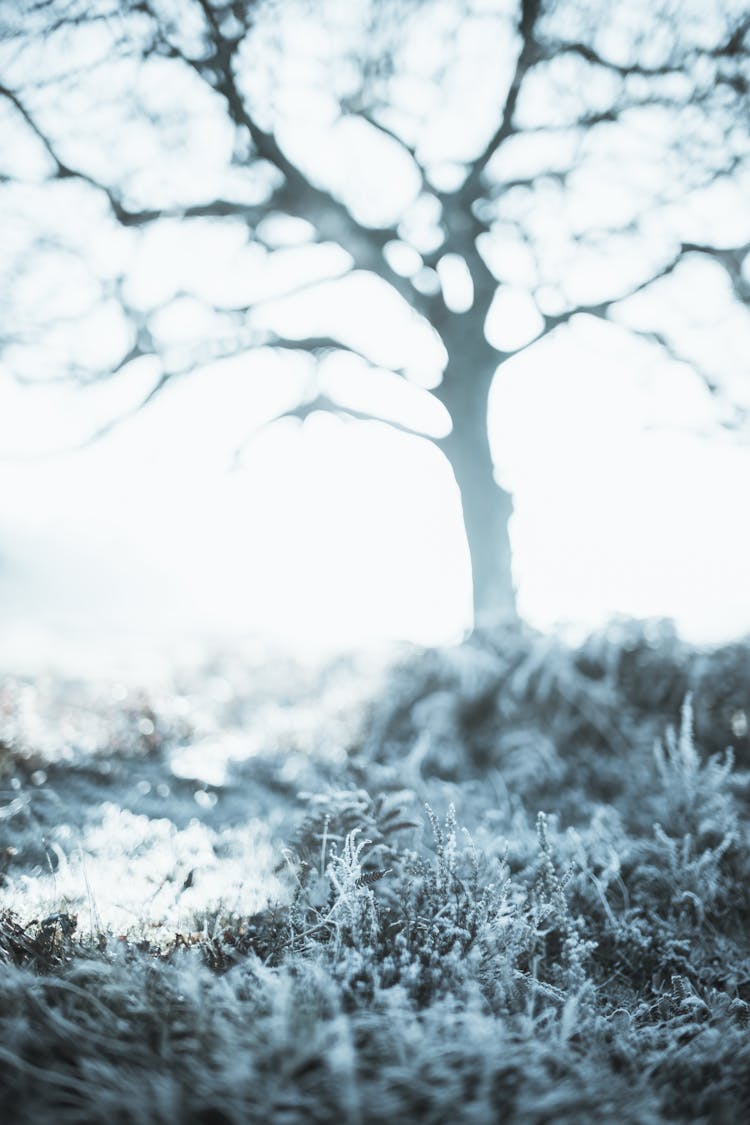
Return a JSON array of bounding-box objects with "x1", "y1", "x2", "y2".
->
[{"x1": 1, "y1": 0, "x2": 749, "y2": 623}]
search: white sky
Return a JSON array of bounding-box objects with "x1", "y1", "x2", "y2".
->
[{"x1": 2, "y1": 303, "x2": 749, "y2": 667}]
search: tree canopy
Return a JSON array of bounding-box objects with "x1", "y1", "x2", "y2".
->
[{"x1": 1, "y1": 0, "x2": 749, "y2": 621}]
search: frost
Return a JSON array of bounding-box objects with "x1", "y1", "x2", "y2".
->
[{"x1": 1, "y1": 627, "x2": 750, "y2": 1120}]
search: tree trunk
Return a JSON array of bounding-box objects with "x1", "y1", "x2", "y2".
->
[
  {"x1": 429, "y1": 198, "x2": 517, "y2": 627},
  {"x1": 437, "y1": 357, "x2": 517, "y2": 627}
]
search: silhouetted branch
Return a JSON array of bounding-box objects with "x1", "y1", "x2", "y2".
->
[
  {"x1": 714, "y1": 13, "x2": 750, "y2": 58},
  {"x1": 252, "y1": 392, "x2": 437, "y2": 440},
  {"x1": 542, "y1": 238, "x2": 750, "y2": 341},
  {"x1": 0, "y1": 82, "x2": 274, "y2": 229},
  {"x1": 257, "y1": 333, "x2": 410, "y2": 379},
  {"x1": 552, "y1": 42, "x2": 684, "y2": 78},
  {"x1": 681, "y1": 240, "x2": 750, "y2": 305},
  {"x1": 464, "y1": 0, "x2": 543, "y2": 189},
  {"x1": 175, "y1": 1, "x2": 427, "y2": 312},
  {"x1": 84, "y1": 368, "x2": 175, "y2": 445}
]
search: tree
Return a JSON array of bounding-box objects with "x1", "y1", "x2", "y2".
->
[{"x1": 1, "y1": 0, "x2": 749, "y2": 625}]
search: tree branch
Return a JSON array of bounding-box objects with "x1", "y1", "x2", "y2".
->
[
  {"x1": 248, "y1": 392, "x2": 437, "y2": 441},
  {"x1": 355, "y1": 108, "x2": 420, "y2": 162},
  {"x1": 538, "y1": 238, "x2": 742, "y2": 337},
  {"x1": 181, "y1": 1, "x2": 430, "y2": 313},
  {"x1": 257, "y1": 333, "x2": 410, "y2": 379},
  {"x1": 0, "y1": 81, "x2": 73, "y2": 175},
  {"x1": 530, "y1": 240, "x2": 750, "y2": 424},
  {"x1": 0, "y1": 82, "x2": 274, "y2": 228},
  {"x1": 681, "y1": 240, "x2": 750, "y2": 305},
  {"x1": 713, "y1": 13, "x2": 750, "y2": 58},
  {"x1": 551, "y1": 41, "x2": 683, "y2": 78},
  {"x1": 84, "y1": 369, "x2": 175, "y2": 445},
  {"x1": 3, "y1": 4, "x2": 433, "y2": 322},
  {"x1": 463, "y1": 0, "x2": 543, "y2": 191}
]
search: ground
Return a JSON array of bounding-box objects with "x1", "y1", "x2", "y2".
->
[{"x1": 1, "y1": 620, "x2": 749, "y2": 1123}]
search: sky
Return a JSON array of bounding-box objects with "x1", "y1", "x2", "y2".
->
[
  {"x1": 1, "y1": 0, "x2": 750, "y2": 672},
  {"x1": 2, "y1": 303, "x2": 749, "y2": 670}
]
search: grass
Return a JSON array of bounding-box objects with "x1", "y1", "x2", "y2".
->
[{"x1": 0, "y1": 620, "x2": 749, "y2": 1122}]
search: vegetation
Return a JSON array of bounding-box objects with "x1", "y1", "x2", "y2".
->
[{"x1": 1, "y1": 622, "x2": 749, "y2": 1122}]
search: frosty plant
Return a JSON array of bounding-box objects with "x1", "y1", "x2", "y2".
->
[{"x1": 653, "y1": 693, "x2": 738, "y2": 841}]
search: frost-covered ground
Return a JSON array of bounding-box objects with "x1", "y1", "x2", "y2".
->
[{"x1": 1, "y1": 622, "x2": 749, "y2": 1123}]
